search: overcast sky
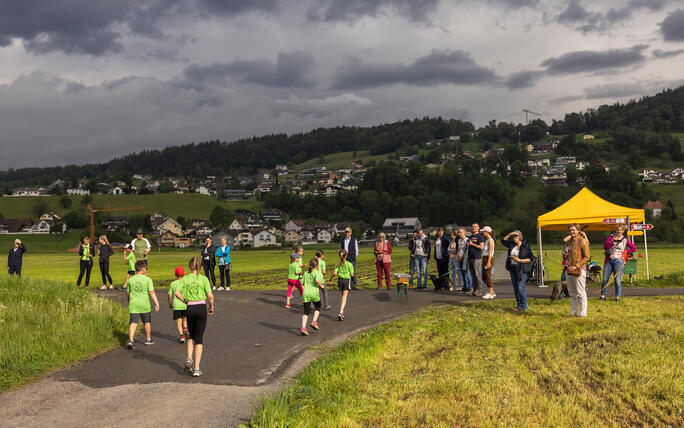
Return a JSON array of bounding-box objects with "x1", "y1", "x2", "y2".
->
[{"x1": 1, "y1": 0, "x2": 683, "y2": 169}]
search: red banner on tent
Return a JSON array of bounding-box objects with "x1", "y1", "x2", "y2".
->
[{"x1": 630, "y1": 223, "x2": 654, "y2": 231}]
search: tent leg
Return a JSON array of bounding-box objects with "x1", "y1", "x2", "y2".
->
[
  {"x1": 537, "y1": 226, "x2": 547, "y2": 288},
  {"x1": 644, "y1": 229, "x2": 649, "y2": 280}
]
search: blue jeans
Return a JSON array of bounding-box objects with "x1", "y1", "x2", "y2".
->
[
  {"x1": 510, "y1": 271, "x2": 527, "y2": 310},
  {"x1": 601, "y1": 259, "x2": 623, "y2": 297},
  {"x1": 409, "y1": 257, "x2": 415, "y2": 285},
  {"x1": 449, "y1": 258, "x2": 458, "y2": 287},
  {"x1": 414, "y1": 256, "x2": 427, "y2": 288}
]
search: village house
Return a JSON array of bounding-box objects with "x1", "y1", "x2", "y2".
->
[
  {"x1": 101, "y1": 217, "x2": 128, "y2": 232},
  {"x1": 0, "y1": 218, "x2": 33, "y2": 233},
  {"x1": 229, "y1": 219, "x2": 245, "y2": 230},
  {"x1": 583, "y1": 132, "x2": 595, "y2": 140},
  {"x1": 380, "y1": 217, "x2": 422, "y2": 238},
  {"x1": 235, "y1": 230, "x2": 253, "y2": 247},
  {"x1": 643, "y1": 200, "x2": 664, "y2": 219},
  {"x1": 284, "y1": 219, "x2": 305, "y2": 232},
  {"x1": 67, "y1": 188, "x2": 90, "y2": 196},
  {"x1": 253, "y1": 230, "x2": 277, "y2": 247},
  {"x1": 110, "y1": 187, "x2": 124, "y2": 195},
  {"x1": 195, "y1": 225, "x2": 214, "y2": 238},
  {"x1": 317, "y1": 229, "x2": 333, "y2": 243},
  {"x1": 210, "y1": 230, "x2": 236, "y2": 247},
  {"x1": 157, "y1": 229, "x2": 191, "y2": 248},
  {"x1": 284, "y1": 230, "x2": 301, "y2": 244},
  {"x1": 225, "y1": 189, "x2": 248, "y2": 200},
  {"x1": 11, "y1": 188, "x2": 49, "y2": 197}
]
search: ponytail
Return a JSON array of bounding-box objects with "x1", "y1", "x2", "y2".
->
[
  {"x1": 189, "y1": 256, "x2": 202, "y2": 285},
  {"x1": 308, "y1": 258, "x2": 318, "y2": 274},
  {"x1": 338, "y1": 249, "x2": 348, "y2": 266}
]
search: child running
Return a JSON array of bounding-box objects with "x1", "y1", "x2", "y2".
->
[
  {"x1": 173, "y1": 257, "x2": 215, "y2": 377},
  {"x1": 168, "y1": 266, "x2": 189, "y2": 343},
  {"x1": 300, "y1": 258, "x2": 323, "y2": 336},
  {"x1": 316, "y1": 250, "x2": 331, "y2": 310},
  {"x1": 329, "y1": 249, "x2": 354, "y2": 321},
  {"x1": 285, "y1": 253, "x2": 303, "y2": 308},
  {"x1": 126, "y1": 260, "x2": 160, "y2": 349},
  {"x1": 122, "y1": 244, "x2": 136, "y2": 290}
]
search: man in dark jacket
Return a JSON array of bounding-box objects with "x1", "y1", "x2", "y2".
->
[
  {"x1": 412, "y1": 229, "x2": 431, "y2": 289},
  {"x1": 201, "y1": 236, "x2": 217, "y2": 288},
  {"x1": 408, "y1": 231, "x2": 417, "y2": 287},
  {"x1": 8, "y1": 239, "x2": 26, "y2": 277},
  {"x1": 433, "y1": 227, "x2": 450, "y2": 282},
  {"x1": 340, "y1": 227, "x2": 359, "y2": 289}
]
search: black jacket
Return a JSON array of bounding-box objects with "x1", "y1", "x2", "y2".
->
[
  {"x1": 433, "y1": 235, "x2": 450, "y2": 260},
  {"x1": 411, "y1": 235, "x2": 431, "y2": 260},
  {"x1": 98, "y1": 244, "x2": 114, "y2": 263},
  {"x1": 8, "y1": 244, "x2": 26, "y2": 267},
  {"x1": 501, "y1": 237, "x2": 535, "y2": 274},
  {"x1": 201, "y1": 244, "x2": 216, "y2": 266}
]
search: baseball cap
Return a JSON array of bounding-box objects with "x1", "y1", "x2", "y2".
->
[
  {"x1": 482, "y1": 226, "x2": 493, "y2": 233},
  {"x1": 290, "y1": 253, "x2": 300, "y2": 261},
  {"x1": 175, "y1": 266, "x2": 185, "y2": 277}
]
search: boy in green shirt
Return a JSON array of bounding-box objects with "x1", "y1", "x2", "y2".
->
[
  {"x1": 329, "y1": 249, "x2": 355, "y2": 321},
  {"x1": 126, "y1": 260, "x2": 160, "y2": 349},
  {"x1": 285, "y1": 253, "x2": 303, "y2": 308},
  {"x1": 122, "y1": 244, "x2": 136, "y2": 290},
  {"x1": 300, "y1": 258, "x2": 323, "y2": 336},
  {"x1": 168, "y1": 266, "x2": 189, "y2": 343},
  {"x1": 315, "y1": 250, "x2": 331, "y2": 310}
]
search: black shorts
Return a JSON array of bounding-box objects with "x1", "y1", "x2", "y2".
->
[
  {"x1": 303, "y1": 300, "x2": 321, "y2": 315},
  {"x1": 128, "y1": 270, "x2": 135, "y2": 276},
  {"x1": 186, "y1": 304, "x2": 208, "y2": 345},
  {"x1": 130, "y1": 312, "x2": 151, "y2": 324},
  {"x1": 338, "y1": 278, "x2": 351, "y2": 291},
  {"x1": 173, "y1": 309, "x2": 187, "y2": 320}
]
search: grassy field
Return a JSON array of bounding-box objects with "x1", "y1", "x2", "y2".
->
[
  {"x1": 0, "y1": 193, "x2": 262, "y2": 220},
  {"x1": 648, "y1": 183, "x2": 684, "y2": 212},
  {"x1": 249, "y1": 296, "x2": 683, "y2": 427},
  {"x1": 0, "y1": 276, "x2": 128, "y2": 392},
  {"x1": 292, "y1": 150, "x2": 391, "y2": 173}
]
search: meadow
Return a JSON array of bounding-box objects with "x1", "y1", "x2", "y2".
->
[
  {"x1": 0, "y1": 276, "x2": 129, "y2": 392},
  {"x1": 249, "y1": 296, "x2": 684, "y2": 427}
]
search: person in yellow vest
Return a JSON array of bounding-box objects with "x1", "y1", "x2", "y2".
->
[{"x1": 77, "y1": 236, "x2": 94, "y2": 288}]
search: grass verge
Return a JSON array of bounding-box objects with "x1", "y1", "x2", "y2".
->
[
  {"x1": 0, "y1": 276, "x2": 128, "y2": 392},
  {"x1": 249, "y1": 296, "x2": 683, "y2": 427}
]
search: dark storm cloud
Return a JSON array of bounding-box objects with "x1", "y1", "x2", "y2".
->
[
  {"x1": 540, "y1": 45, "x2": 648, "y2": 75},
  {"x1": 652, "y1": 48, "x2": 684, "y2": 59},
  {"x1": 183, "y1": 51, "x2": 317, "y2": 88},
  {"x1": 332, "y1": 49, "x2": 498, "y2": 89},
  {"x1": 504, "y1": 70, "x2": 545, "y2": 89},
  {"x1": 660, "y1": 9, "x2": 684, "y2": 41},
  {"x1": 307, "y1": 0, "x2": 440, "y2": 22},
  {"x1": 557, "y1": 0, "x2": 668, "y2": 33}
]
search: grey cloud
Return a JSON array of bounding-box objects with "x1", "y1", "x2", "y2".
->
[
  {"x1": 557, "y1": 0, "x2": 669, "y2": 33},
  {"x1": 652, "y1": 48, "x2": 684, "y2": 58},
  {"x1": 307, "y1": 0, "x2": 440, "y2": 22},
  {"x1": 548, "y1": 94, "x2": 584, "y2": 103},
  {"x1": 583, "y1": 79, "x2": 684, "y2": 99},
  {"x1": 332, "y1": 49, "x2": 498, "y2": 90},
  {"x1": 540, "y1": 45, "x2": 648, "y2": 75},
  {"x1": 557, "y1": 0, "x2": 590, "y2": 22},
  {"x1": 505, "y1": 70, "x2": 545, "y2": 89},
  {"x1": 183, "y1": 51, "x2": 317, "y2": 88},
  {"x1": 660, "y1": 9, "x2": 684, "y2": 41},
  {"x1": 272, "y1": 93, "x2": 374, "y2": 118}
]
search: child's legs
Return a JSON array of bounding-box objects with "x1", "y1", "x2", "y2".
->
[
  {"x1": 301, "y1": 314, "x2": 308, "y2": 329},
  {"x1": 319, "y1": 285, "x2": 328, "y2": 307},
  {"x1": 286, "y1": 279, "x2": 295, "y2": 299},
  {"x1": 340, "y1": 290, "x2": 349, "y2": 313},
  {"x1": 194, "y1": 344, "x2": 203, "y2": 369},
  {"x1": 129, "y1": 322, "x2": 137, "y2": 340},
  {"x1": 183, "y1": 316, "x2": 188, "y2": 329},
  {"x1": 296, "y1": 280, "x2": 303, "y2": 296},
  {"x1": 144, "y1": 322, "x2": 151, "y2": 340},
  {"x1": 186, "y1": 339, "x2": 194, "y2": 360},
  {"x1": 176, "y1": 318, "x2": 184, "y2": 335}
]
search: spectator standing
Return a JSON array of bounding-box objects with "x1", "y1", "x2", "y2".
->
[
  {"x1": 481, "y1": 226, "x2": 496, "y2": 299},
  {"x1": 374, "y1": 233, "x2": 392, "y2": 290},
  {"x1": 130, "y1": 230, "x2": 151, "y2": 268},
  {"x1": 77, "y1": 236, "x2": 94, "y2": 288},
  {"x1": 340, "y1": 227, "x2": 359, "y2": 290},
  {"x1": 600, "y1": 225, "x2": 636, "y2": 302},
  {"x1": 564, "y1": 223, "x2": 591, "y2": 317},
  {"x1": 7, "y1": 239, "x2": 26, "y2": 277},
  {"x1": 466, "y1": 223, "x2": 485, "y2": 296},
  {"x1": 201, "y1": 236, "x2": 217, "y2": 289},
  {"x1": 456, "y1": 227, "x2": 471, "y2": 293},
  {"x1": 97, "y1": 235, "x2": 114, "y2": 290},
  {"x1": 215, "y1": 236, "x2": 231, "y2": 290},
  {"x1": 408, "y1": 231, "x2": 417, "y2": 287},
  {"x1": 448, "y1": 231, "x2": 459, "y2": 291},
  {"x1": 412, "y1": 229, "x2": 431, "y2": 289},
  {"x1": 434, "y1": 227, "x2": 450, "y2": 284},
  {"x1": 501, "y1": 230, "x2": 534, "y2": 311}
]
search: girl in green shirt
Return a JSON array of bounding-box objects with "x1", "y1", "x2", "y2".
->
[
  {"x1": 300, "y1": 258, "x2": 323, "y2": 336},
  {"x1": 285, "y1": 253, "x2": 303, "y2": 308},
  {"x1": 316, "y1": 250, "x2": 331, "y2": 310},
  {"x1": 76, "y1": 237, "x2": 94, "y2": 288},
  {"x1": 328, "y1": 250, "x2": 355, "y2": 321}
]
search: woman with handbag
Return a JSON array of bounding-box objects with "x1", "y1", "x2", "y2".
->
[
  {"x1": 374, "y1": 233, "x2": 392, "y2": 290},
  {"x1": 563, "y1": 223, "x2": 591, "y2": 317},
  {"x1": 600, "y1": 225, "x2": 636, "y2": 302},
  {"x1": 501, "y1": 230, "x2": 534, "y2": 311}
]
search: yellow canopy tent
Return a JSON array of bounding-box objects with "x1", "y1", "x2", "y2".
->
[{"x1": 535, "y1": 187, "x2": 649, "y2": 286}]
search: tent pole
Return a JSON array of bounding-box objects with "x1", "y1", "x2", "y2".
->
[
  {"x1": 537, "y1": 226, "x2": 546, "y2": 287},
  {"x1": 644, "y1": 228, "x2": 649, "y2": 280}
]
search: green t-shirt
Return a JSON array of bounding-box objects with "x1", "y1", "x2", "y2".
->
[
  {"x1": 180, "y1": 273, "x2": 212, "y2": 302},
  {"x1": 317, "y1": 259, "x2": 326, "y2": 274},
  {"x1": 127, "y1": 274, "x2": 154, "y2": 314},
  {"x1": 287, "y1": 261, "x2": 302, "y2": 280},
  {"x1": 126, "y1": 252, "x2": 136, "y2": 271},
  {"x1": 81, "y1": 244, "x2": 91, "y2": 261},
  {"x1": 168, "y1": 279, "x2": 187, "y2": 311},
  {"x1": 132, "y1": 238, "x2": 148, "y2": 261},
  {"x1": 302, "y1": 270, "x2": 322, "y2": 303},
  {"x1": 335, "y1": 261, "x2": 354, "y2": 279}
]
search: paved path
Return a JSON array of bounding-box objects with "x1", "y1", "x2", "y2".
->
[{"x1": 2, "y1": 285, "x2": 682, "y2": 427}]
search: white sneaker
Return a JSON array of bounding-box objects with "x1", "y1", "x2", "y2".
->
[
  {"x1": 226, "y1": 287, "x2": 230, "y2": 291},
  {"x1": 212, "y1": 286, "x2": 216, "y2": 290},
  {"x1": 218, "y1": 287, "x2": 224, "y2": 290},
  {"x1": 109, "y1": 285, "x2": 114, "y2": 289},
  {"x1": 482, "y1": 293, "x2": 494, "y2": 300}
]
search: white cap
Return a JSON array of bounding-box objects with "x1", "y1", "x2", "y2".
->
[{"x1": 482, "y1": 226, "x2": 493, "y2": 233}]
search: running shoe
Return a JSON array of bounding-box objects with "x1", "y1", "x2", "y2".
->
[
  {"x1": 183, "y1": 328, "x2": 189, "y2": 337},
  {"x1": 144, "y1": 339, "x2": 155, "y2": 346},
  {"x1": 300, "y1": 328, "x2": 309, "y2": 336},
  {"x1": 126, "y1": 339, "x2": 134, "y2": 350},
  {"x1": 178, "y1": 335, "x2": 185, "y2": 343},
  {"x1": 212, "y1": 286, "x2": 216, "y2": 290},
  {"x1": 337, "y1": 312, "x2": 344, "y2": 321},
  {"x1": 100, "y1": 285, "x2": 107, "y2": 290},
  {"x1": 109, "y1": 285, "x2": 114, "y2": 289},
  {"x1": 482, "y1": 293, "x2": 494, "y2": 300},
  {"x1": 615, "y1": 297, "x2": 620, "y2": 302},
  {"x1": 599, "y1": 295, "x2": 606, "y2": 301},
  {"x1": 226, "y1": 287, "x2": 230, "y2": 291},
  {"x1": 184, "y1": 359, "x2": 193, "y2": 373},
  {"x1": 376, "y1": 286, "x2": 382, "y2": 290},
  {"x1": 218, "y1": 287, "x2": 224, "y2": 291},
  {"x1": 310, "y1": 321, "x2": 319, "y2": 330},
  {"x1": 192, "y1": 369, "x2": 202, "y2": 377},
  {"x1": 323, "y1": 305, "x2": 332, "y2": 310}
]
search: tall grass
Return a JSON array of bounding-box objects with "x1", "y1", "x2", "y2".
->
[
  {"x1": 250, "y1": 297, "x2": 684, "y2": 427},
  {"x1": 0, "y1": 276, "x2": 128, "y2": 392}
]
